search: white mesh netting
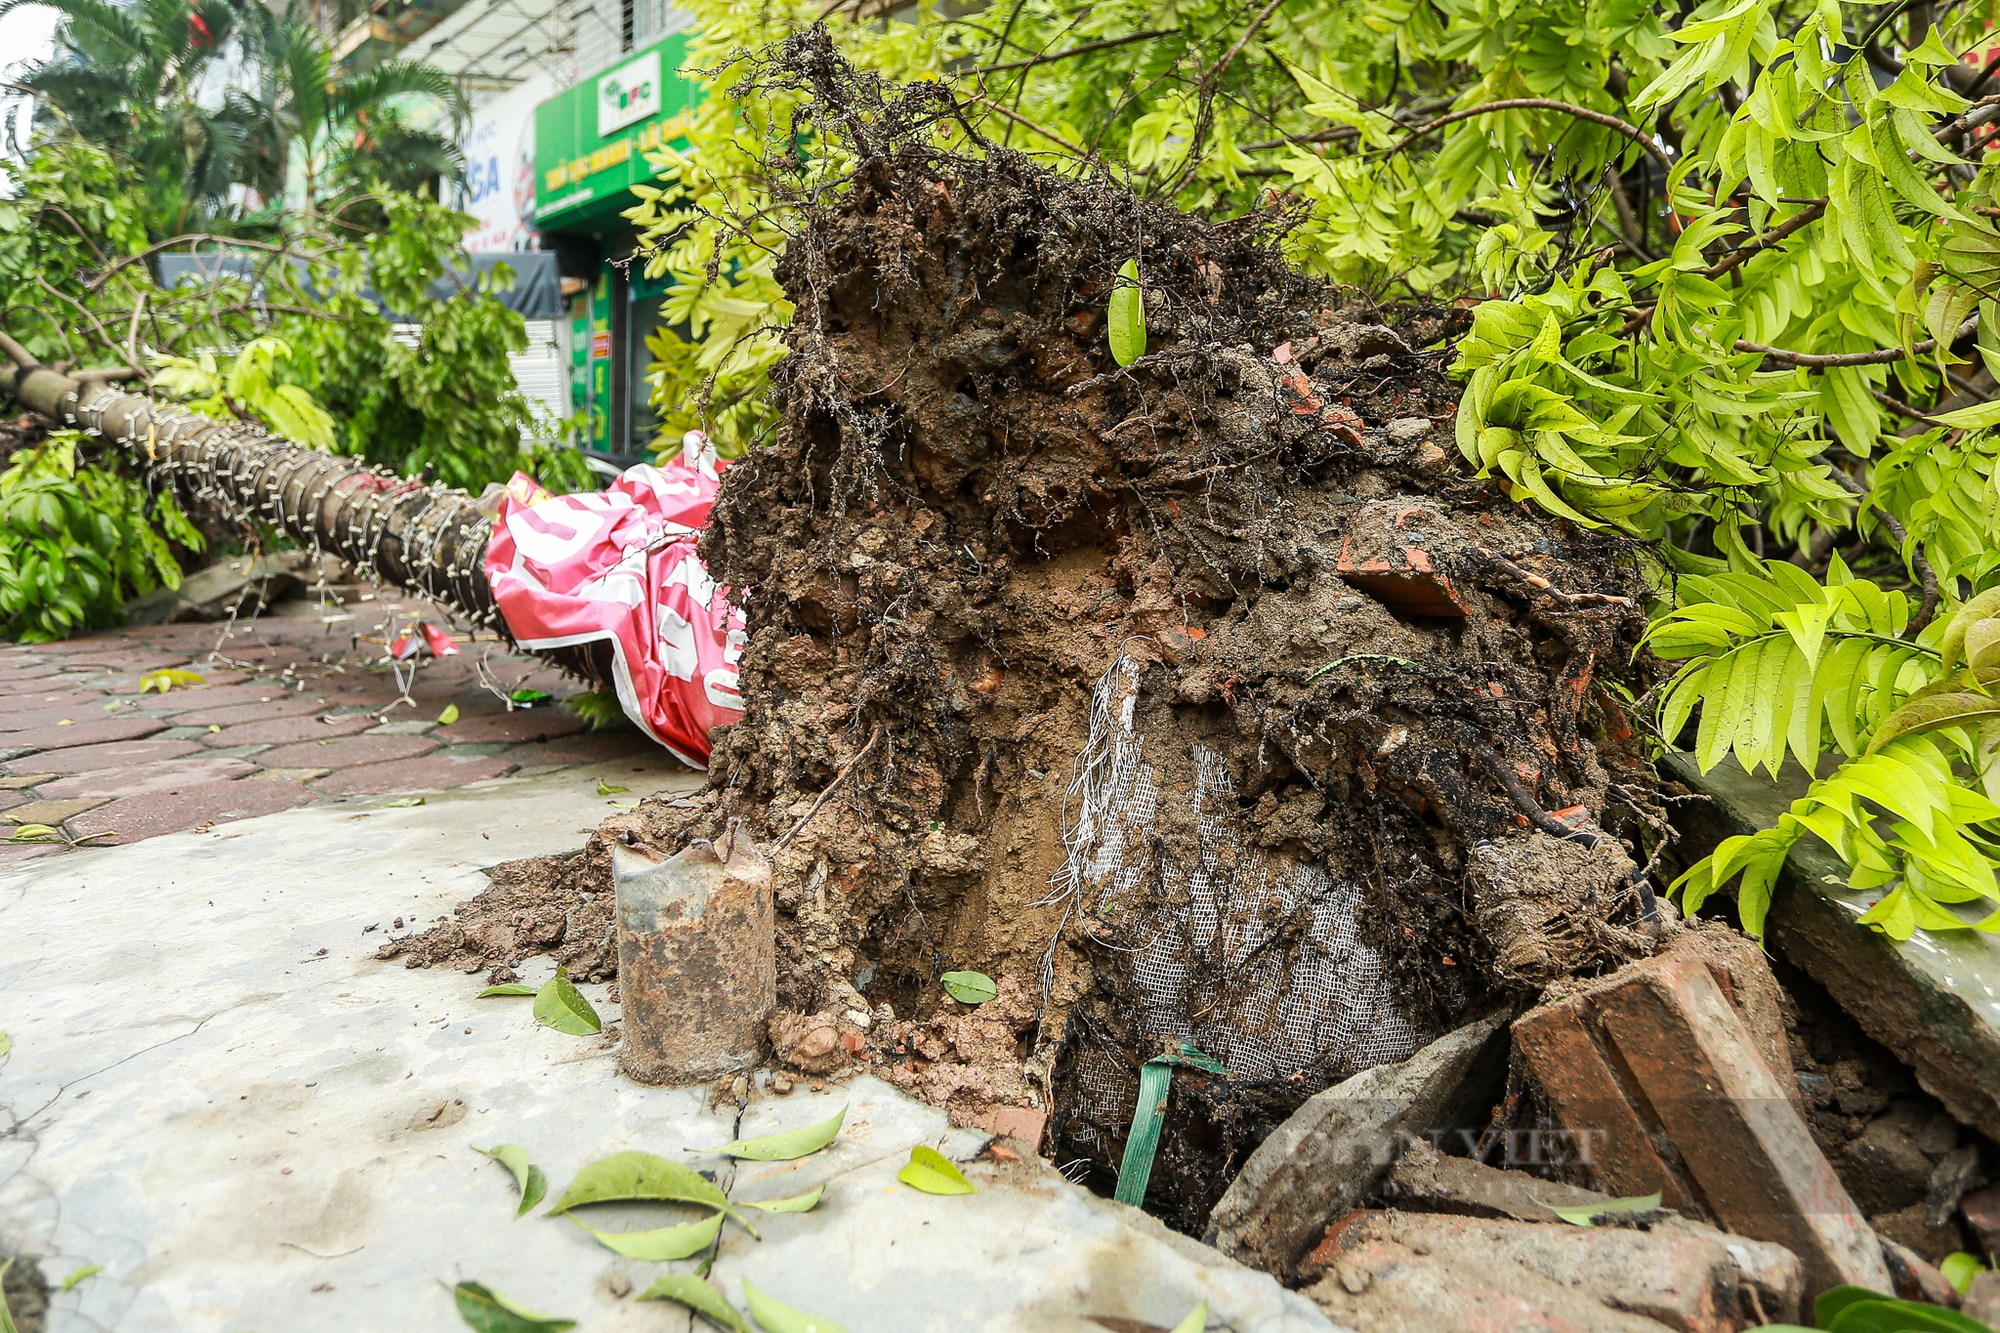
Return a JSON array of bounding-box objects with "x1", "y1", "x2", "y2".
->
[{"x1": 1048, "y1": 650, "x2": 1426, "y2": 1149}]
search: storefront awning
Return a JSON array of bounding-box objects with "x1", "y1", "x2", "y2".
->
[{"x1": 156, "y1": 251, "x2": 565, "y2": 321}]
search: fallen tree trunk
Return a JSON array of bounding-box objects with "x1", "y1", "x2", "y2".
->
[{"x1": 0, "y1": 360, "x2": 501, "y2": 631}]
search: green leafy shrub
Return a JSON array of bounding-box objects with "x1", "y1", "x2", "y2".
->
[{"x1": 0, "y1": 436, "x2": 202, "y2": 642}]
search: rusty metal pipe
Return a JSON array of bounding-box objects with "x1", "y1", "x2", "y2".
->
[{"x1": 611, "y1": 821, "x2": 775, "y2": 1084}]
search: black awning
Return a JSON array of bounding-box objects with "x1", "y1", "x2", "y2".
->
[{"x1": 156, "y1": 250, "x2": 564, "y2": 321}]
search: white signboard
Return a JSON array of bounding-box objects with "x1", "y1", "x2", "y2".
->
[
  {"x1": 459, "y1": 74, "x2": 552, "y2": 253},
  {"x1": 596, "y1": 50, "x2": 661, "y2": 138}
]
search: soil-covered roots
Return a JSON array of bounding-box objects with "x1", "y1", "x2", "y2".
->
[{"x1": 383, "y1": 34, "x2": 1668, "y2": 1231}]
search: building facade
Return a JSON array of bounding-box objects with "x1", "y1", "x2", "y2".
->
[{"x1": 529, "y1": 31, "x2": 698, "y2": 465}]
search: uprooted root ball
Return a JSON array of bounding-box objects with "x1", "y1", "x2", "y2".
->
[{"x1": 384, "y1": 36, "x2": 1668, "y2": 1232}]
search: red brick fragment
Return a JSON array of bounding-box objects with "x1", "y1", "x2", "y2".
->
[{"x1": 1335, "y1": 539, "x2": 1468, "y2": 618}]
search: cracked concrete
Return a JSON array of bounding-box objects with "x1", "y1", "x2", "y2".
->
[{"x1": 0, "y1": 761, "x2": 1337, "y2": 1332}]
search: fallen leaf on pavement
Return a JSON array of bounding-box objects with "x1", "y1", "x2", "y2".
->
[
  {"x1": 700, "y1": 1106, "x2": 845, "y2": 1161},
  {"x1": 475, "y1": 1144, "x2": 547, "y2": 1217},
  {"x1": 898, "y1": 1144, "x2": 977, "y2": 1195}
]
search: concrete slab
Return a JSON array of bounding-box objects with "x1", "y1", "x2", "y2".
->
[{"x1": 1, "y1": 765, "x2": 1335, "y2": 1333}]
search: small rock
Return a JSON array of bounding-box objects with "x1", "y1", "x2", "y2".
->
[
  {"x1": 769, "y1": 1010, "x2": 847, "y2": 1075},
  {"x1": 1205, "y1": 1013, "x2": 1509, "y2": 1277},
  {"x1": 769, "y1": 1073, "x2": 794, "y2": 1096},
  {"x1": 607, "y1": 1273, "x2": 632, "y2": 1299},
  {"x1": 1963, "y1": 1184, "x2": 2000, "y2": 1255},
  {"x1": 1926, "y1": 1145, "x2": 1984, "y2": 1227},
  {"x1": 1385, "y1": 417, "x2": 1432, "y2": 445},
  {"x1": 1881, "y1": 1237, "x2": 1960, "y2": 1308},
  {"x1": 1964, "y1": 1270, "x2": 2000, "y2": 1328}
]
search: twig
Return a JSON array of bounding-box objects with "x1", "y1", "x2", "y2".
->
[
  {"x1": 1474, "y1": 547, "x2": 1634, "y2": 607},
  {"x1": 1388, "y1": 98, "x2": 1675, "y2": 181},
  {"x1": 960, "y1": 93, "x2": 1087, "y2": 156},
  {"x1": 1870, "y1": 385, "x2": 1938, "y2": 423},
  {"x1": 969, "y1": 28, "x2": 1175, "y2": 74},
  {"x1": 0, "y1": 331, "x2": 35, "y2": 368},
  {"x1": 774, "y1": 725, "x2": 883, "y2": 850},
  {"x1": 1603, "y1": 165, "x2": 1656, "y2": 263},
  {"x1": 1702, "y1": 199, "x2": 1826, "y2": 281},
  {"x1": 84, "y1": 233, "x2": 294, "y2": 295},
  {"x1": 1213, "y1": 0, "x2": 1289, "y2": 81},
  {"x1": 1161, "y1": 0, "x2": 1291, "y2": 197}
]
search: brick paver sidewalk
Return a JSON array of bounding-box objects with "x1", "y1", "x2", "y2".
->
[{"x1": 0, "y1": 588, "x2": 682, "y2": 861}]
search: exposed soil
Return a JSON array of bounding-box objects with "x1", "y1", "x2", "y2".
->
[
  {"x1": 383, "y1": 37, "x2": 1671, "y2": 1229},
  {"x1": 1, "y1": 1255, "x2": 48, "y2": 1333}
]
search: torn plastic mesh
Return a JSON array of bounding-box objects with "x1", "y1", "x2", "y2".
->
[{"x1": 1050, "y1": 651, "x2": 1428, "y2": 1171}]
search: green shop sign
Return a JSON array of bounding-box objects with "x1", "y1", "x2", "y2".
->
[{"x1": 533, "y1": 32, "x2": 697, "y2": 234}]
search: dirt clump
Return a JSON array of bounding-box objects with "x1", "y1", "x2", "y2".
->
[{"x1": 387, "y1": 37, "x2": 1670, "y2": 1228}]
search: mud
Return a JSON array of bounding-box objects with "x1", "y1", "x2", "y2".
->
[{"x1": 385, "y1": 37, "x2": 1667, "y2": 1228}]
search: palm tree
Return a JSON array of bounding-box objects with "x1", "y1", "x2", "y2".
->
[
  {"x1": 237, "y1": 14, "x2": 467, "y2": 223},
  {"x1": 3, "y1": 0, "x2": 466, "y2": 232},
  {"x1": 0, "y1": 0, "x2": 250, "y2": 231}
]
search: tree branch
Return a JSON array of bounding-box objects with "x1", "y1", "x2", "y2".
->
[
  {"x1": 1702, "y1": 199, "x2": 1826, "y2": 281},
  {"x1": 1388, "y1": 98, "x2": 1676, "y2": 181},
  {"x1": 1734, "y1": 316, "x2": 1975, "y2": 367}
]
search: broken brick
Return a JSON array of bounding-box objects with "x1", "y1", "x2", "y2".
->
[
  {"x1": 1335, "y1": 538, "x2": 1468, "y2": 618},
  {"x1": 1515, "y1": 937, "x2": 1893, "y2": 1302}
]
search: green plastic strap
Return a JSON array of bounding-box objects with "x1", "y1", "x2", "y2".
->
[
  {"x1": 1114, "y1": 1061, "x2": 1173, "y2": 1206},
  {"x1": 1113, "y1": 1044, "x2": 1226, "y2": 1207}
]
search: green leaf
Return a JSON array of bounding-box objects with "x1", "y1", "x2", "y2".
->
[
  {"x1": 0, "y1": 1259, "x2": 16, "y2": 1333},
  {"x1": 8, "y1": 825, "x2": 60, "y2": 843},
  {"x1": 452, "y1": 1280, "x2": 576, "y2": 1332},
  {"x1": 637, "y1": 1274, "x2": 752, "y2": 1333},
  {"x1": 138, "y1": 668, "x2": 205, "y2": 693},
  {"x1": 546, "y1": 1150, "x2": 730, "y2": 1215},
  {"x1": 597, "y1": 780, "x2": 629, "y2": 795},
  {"x1": 742, "y1": 1279, "x2": 848, "y2": 1333},
  {"x1": 1549, "y1": 1191, "x2": 1661, "y2": 1226},
  {"x1": 1930, "y1": 400, "x2": 2000, "y2": 430},
  {"x1": 743, "y1": 1183, "x2": 827, "y2": 1213},
  {"x1": 1108, "y1": 259, "x2": 1146, "y2": 367},
  {"x1": 898, "y1": 1144, "x2": 977, "y2": 1195},
  {"x1": 1942, "y1": 589, "x2": 2000, "y2": 671},
  {"x1": 700, "y1": 1106, "x2": 845, "y2": 1160},
  {"x1": 533, "y1": 970, "x2": 601, "y2": 1036},
  {"x1": 1169, "y1": 1301, "x2": 1208, "y2": 1333},
  {"x1": 1941, "y1": 1252, "x2": 1986, "y2": 1295},
  {"x1": 437, "y1": 703, "x2": 459, "y2": 725},
  {"x1": 475, "y1": 1144, "x2": 548, "y2": 1217},
  {"x1": 0, "y1": 1031, "x2": 9, "y2": 1060},
  {"x1": 1816, "y1": 1287, "x2": 1894, "y2": 1328},
  {"x1": 379, "y1": 796, "x2": 426, "y2": 807},
  {"x1": 1866, "y1": 692, "x2": 2000, "y2": 754},
  {"x1": 940, "y1": 971, "x2": 998, "y2": 1005},
  {"x1": 60, "y1": 1264, "x2": 102, "y2": 1291},
  {"x1": 1825, "y1": 1297, "x2": 1992, "y2": 1333},
  {"x1": 478, "y1": 983, "x2": 537, "y2": 996},
  {"x1": 578, "y1": 1208, "x2": 723, "y2": 1260}
]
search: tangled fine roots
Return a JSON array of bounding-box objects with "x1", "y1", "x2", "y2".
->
[{"x1": 392, "y1": 33, "x2": 1672, "y2": 1232}]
